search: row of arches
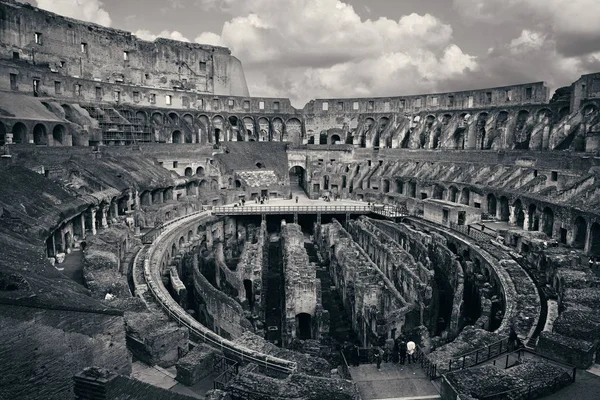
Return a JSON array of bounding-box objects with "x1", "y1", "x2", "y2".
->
[
  {"x1": 0, "y1": 121, "x2": 68, "y2": 146},
  {"x1": 379, "y1": 177, "x2": 600, "y2": 254}
]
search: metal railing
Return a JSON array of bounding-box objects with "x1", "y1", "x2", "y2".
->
[
  {"x1": 212, "y1": 205, "x2": 372, "y2": 215},
  {"x1": 445, "y1": 337, "x2": 510, "y2": 374},
  {"x1": 142, "y1": 211, "x2": 298, "y2": 375},
  {"x1": 417, "y1": 337, "x2": 511, "y2": 379},
  {"x1": 479, "y1": 350, "x2": 576, "y2": 400},
  {"x1": 213, "y1": 356, "x2": 239, "y2": 390}
]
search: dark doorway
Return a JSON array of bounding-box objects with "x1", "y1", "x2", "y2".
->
[
  {"x1": 243, "y1": 279, "x2": 253, "y2": 307},
  {"x1": 296, "y1": 313, "x2": 312, "y2": 340}
]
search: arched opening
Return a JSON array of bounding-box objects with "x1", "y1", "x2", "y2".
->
[
  {"x1": 187, "y1": 230, "x2": 193, "y2": 242},
  {"x1": 330, "y1": 134, "x2": 341, "y2": 144},
  {"x1": 448, "y1": 186, "x2": 458, "y2": 203},
  {"x1": 433, "y1": 185, "x2": 444, "y2": 200},
  {"x1": 487, "y1": 194, "x2": 497, "y2": 217},
  {"x1": 514, "y1": 110, "x2": 531, "y2": 150},
  {"x1": 272, "y1": 118, "x2": 284, "y2": 141},
  {"x1": 52, "y1": 124, "x2": 66, "y2": 145},
  {"x1": 513, "y1": 200, "x2": 525, "y2": 229},
  {"x1": 319, "y1": 131, "x2": 328, "y2": 145},
  {"x1": 152, "y1": 112, "x2": 164, "y2": 125},
  {"x1": 172, "y1": 130, "x2": 183, "y2": 144},
  {"x1": 168, "y1": 112, "x2": 179, "y2": 125},
  {"x1": 178, "y1": 236, "x2": 185, "y2": 249},
  {"x1": 542, "y1": 207, "x2": 554, "y2": 238},
  {"x1": 234, "y1": 179, "x2": 242, "y2": 189},
  {"x1": 289, "y1": 166, "x2": 306, "y2": 192},
  {"x1": 477, "y1": 113, "x2": 489, "y2": 149},
  {"x1": 460, "y1": 188, "x2": 470, "y2": 206},
  {"x1": 590, "y1": 223, "x2": 600, "y2": 256},
  {"x1": 136, "y1": 111, "x2": 147, "y2": 124},
  {"x1": 382, "y1": 179, "x2": 390, "y2": 193},
  {"x1": 243, "y1": 279, "x2": 253, "y2": 307},
  {"x1": 199, "y1": 180, "x2": 208, "y2": 190},
  {"x1": 171, "y1": 243, "x2": 177, "y2": 256},
  {"x1": 573, "y1": 216, "x2": 588, "y2": 249},
  {"x1": 296, "y1": 313, "x2": 312, "y2": 340},
  {"x1": 528, "y1": 204, "x2": 539, "y2": 231},
  {"x1": 395, "y1": 180, "x2": 404, "y2": 194},
  {"x1": 0, "y1": 121, "x2": 5, "y2": 146},
  {"x1": 184, "y1": 167, "x2": 193, "y2": 177},
  {"x1": 210, "y1": 179, "x2": 219, "y2": 191},
  {"x1": 33, "y1": 124, "x2": 47, "y2": 145},
  {"x1": 499, "y1": 196, "x2": 509, "y2": 221},
  {"x1": 196, "y1": 166, "x2": 205, "y2": 176},
  {"x1": 12, "y1": 122, "x2": 27, "y2": 144}
]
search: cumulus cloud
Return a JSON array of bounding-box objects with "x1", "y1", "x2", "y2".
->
[
  {"x1": 193, "y1": 0, "x2": 477, "y2": 106},
  {"x1": 35, "y1": 0, "x2": 111, "y2": 26},
  {"x1": 194, "y1": 32, "x2": 224, "y2": 46},
  {"x1": 453, "y1": 0, "x2": 600, "y2": 56},
  {"x1": 134, "y1": 29, "x2": 190, "y2": 42}
]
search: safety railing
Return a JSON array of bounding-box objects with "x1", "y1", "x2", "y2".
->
[
  {"x1": 213, "y1": 356, "x2": 239, "y2": 390},
  {"x1": 479, "y1": 350, "x2": 576, "y2": 400},
  {"x1": 142, "y1": 211, "x2": 298, "y2": 375},
  {"x1": 212, "y1": 205, "x2": 372, "y2": 215},
  {"x1": 445, "y1": 337, "x2": 510, "y2": 374}
]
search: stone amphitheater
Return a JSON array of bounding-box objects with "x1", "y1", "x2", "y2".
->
[{"x1": 0, "y1": 1, "x2": 599, "y2": 400}]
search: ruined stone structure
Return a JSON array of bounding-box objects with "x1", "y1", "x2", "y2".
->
[{"x1": 1, "y1": 2, "x2": 600, "y2": 400}]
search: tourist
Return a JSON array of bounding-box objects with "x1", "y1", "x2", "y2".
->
[
  {"x1": 352, "y1": 344, "x2": 360, "y2": 367},
  {"x1": 399, "y1": 339, "x2": 407, "y2": 365},
  {"x1": 374, "y1": 347, "x2": 382, "y2": 370},
  {"x1": 406, "y1": 340, "x2": 416, "y2": 364},
  {"x1": 296, "y1": 196, "x2": 298, "y2": 203},
  {"x1": 80, "y1": 240, "x2": 87, "y2": 252},
  {"x1": 241, "y1": 198, "x2": 245, "y2": 206},
  {"x1": 385, "y1": 335, "x2": 395, "y2": 363}
]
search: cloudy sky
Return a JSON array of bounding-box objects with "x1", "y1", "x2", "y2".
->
[{"x1": 34, "y1": 0, "x2": 600, "y2": 107}]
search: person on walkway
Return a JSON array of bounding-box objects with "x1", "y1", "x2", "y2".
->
[
  {"x1": 406, "y1": 340, "x2": 416, "y2": 364},
  {"x1": 399, "y1": 340, "x2": 407, "y2": 365},
  {"x1": 385, "y1": 336, "x2": 395, "y2": 363},
  {"x1": 80, "y1": 241, "x2": 87, "y2": 252},
  {"x1": 295, "y1": 196, "x2": 299, "y2": 203},
  {"x1": 374, "y1": 347, "x2": 382, "y2": 370},
  {"x1": 352, "y1": 344, "x2": 360, "y2": 367},
  {"x1": 508, "y1": 326, "x2": 518, "y2": 351}
]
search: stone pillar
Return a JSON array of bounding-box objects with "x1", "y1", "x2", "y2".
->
[
  {"x1": 585, "y1": 223, "x2": 593, "y2": 254},
  {"x1": 49, "y1": 234, "x2": 56, "y2": 257},
  {"x1": 5, "y1": 133, "x2": 13, "y2": 144},
  {"x1": 112, "y1": 201, "x2": 119, "y2": 220},
  {"x1": 509, "y1": 206, "x2": 516, "y2": 225},
  {"x1": 80, "y1": 213, "x2": 86, "y2": 239},
  {"x1": 90, "y1": 208, "x2": 97, "y2": 235},
  {"x1": 523, "y1": 214, "x2": 530, "y2": 231},
  {"x1": 101, "y1": 206, "x2": 108, "y2": 229},
  {"x1": 60, "y1": 228, "x2": 66, "y2": 253}
]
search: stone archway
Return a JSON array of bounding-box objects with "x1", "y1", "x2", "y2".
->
[
  {"x1": 12, "y1": 122, "x2": 27, "y2": 144},
  {"x1": 33, "y1": 124, "x2": 47, "y2": 145},
  {"x1": 53, "y1": 124, "x2": 66, "y2": 145},
  {"x1": 289, "y1": 166, "x2": 306, "y2": 193},
  {"x1": 573, "y1": 216, "x2": 587, "y2": 249}
]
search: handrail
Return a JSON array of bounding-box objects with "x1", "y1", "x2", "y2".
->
[
  {"x1": 142, "y1": 210, "x2": 298, "y2": 375},
  {"x1": 212, "y1": 205, "x2": 372, "y2": 214}
]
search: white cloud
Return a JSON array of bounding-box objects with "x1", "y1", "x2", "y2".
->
[
  {"x1": 192, "y1": 0, "x2": 477, "y2": 106},
  {"x1": 509, "y1": 30, "x2": 546, "y2": 54},
  {"x1": 453, "y1": 0, "x2": 600, "y2": 56},
  {"x1": 134, "y1": 29, "x2": 190, "y2": 42},
  {"x1": 195, "y1": 32, "x2": 224, "y2": 46},
  {"x1": 35, "y1": 0, "x2": 111, "y2": 26}
]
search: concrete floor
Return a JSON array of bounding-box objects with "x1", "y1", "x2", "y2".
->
[{"x1": 349, "y1": 362, "x2": 440, "y2": 400}]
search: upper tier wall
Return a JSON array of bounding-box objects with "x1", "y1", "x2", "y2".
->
[{"x1": 0, "y1": 0, "x2": 249, "y2": 97}]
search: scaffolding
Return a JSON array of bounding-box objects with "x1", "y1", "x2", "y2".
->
[{"x1": 82, "y1": 102, "x2": 153, "y2": 145}]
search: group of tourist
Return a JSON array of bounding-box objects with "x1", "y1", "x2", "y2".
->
[{"x1": 346, "y1": 337, "x2": 418, "y2": 371}]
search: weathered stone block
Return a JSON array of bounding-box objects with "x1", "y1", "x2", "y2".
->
[
  {"x1": 175, "y1": 344, "x2": 219, "y2": 386},
  {"x1": 537, "y1": 331, "x2": 596, "y2": 369}
]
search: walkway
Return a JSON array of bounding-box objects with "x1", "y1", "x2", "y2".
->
[
  {"x1": 57, "y1": 247, "x2": 85, "y2": 286},
  {"x1": 349, "y1": 362, "x2": 440, "y2": 400}
]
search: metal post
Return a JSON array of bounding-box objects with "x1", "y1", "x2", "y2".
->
[{"x1": 293, "y1": 213, "x2": 298, "y2": 224}]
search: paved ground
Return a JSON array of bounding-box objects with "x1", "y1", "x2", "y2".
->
[
  {"x1": 349, "y1": 362, "x2": 440, "y2": 400},
  {"x1": 542, "y1": 367, "x2": 600, "y2": 400},
  {"x1": 131, "y1": 361, "x2": 217, "y2": 399},
  {"x1": 58, "y1": 248, "x2": 85, "y2": 286}
]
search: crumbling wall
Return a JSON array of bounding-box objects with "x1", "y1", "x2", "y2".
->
[
  {"x1": 281, "y1": 222, "x2": 328, "y2": 346},
  {"x1": 316, "y1": 219, "x2": 409, "y2": 346}
]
